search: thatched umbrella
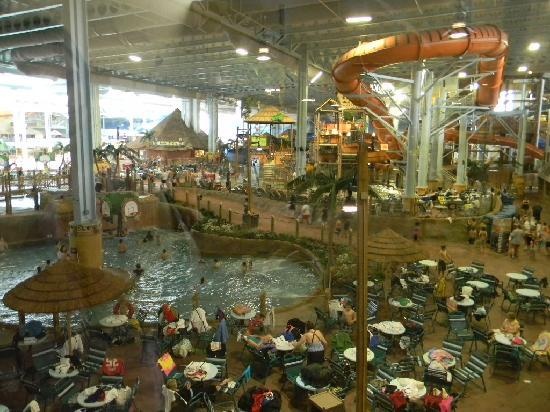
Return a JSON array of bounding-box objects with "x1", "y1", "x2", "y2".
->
[
  {"x1": 367, "y1": 228, "x2": 425, "y2": 264},
  {"x1": 3, "y1": 260, "x2": 134, "y2": 349}
]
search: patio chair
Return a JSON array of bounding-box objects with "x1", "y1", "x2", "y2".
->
[
  {"x1": 501, "y1": 289, "x2": 519, "y2": 312},
  {"x1": 471, "y1": 261, "x2": 485, "y2": 276},
  {"x1": 434, "y1": 300, "x2": 449, "y2": 325},
  {"x1": 522, "y1": 267, "x2": 535, "y2": 279},
  {"x1": 29, "y1": 348, "x2": 59, "y2": 382},
  {"x1": 206, "y1": 357, "x2": 227, "y2": 380},
  {"x1": 442, "y1": 339, "x2": 465, "y2": 367},
  {"x1": 518, "y1": 300, "x2": 547, "y2": 324},
  {"x1": 447, "y1": 317, "x2": 474, "y2": 343},
  {"x1": 371, "y1": 344, "x2": 389, "y2": 370},
  {"x1": 281, "y1": 356, "x2": 305, "y2": 391},
  {"x1": 424, "y1": 366, "x2": 452, "y2": 391},
  {"x1": 226, "y1": 365, "x2": 252, "y2": 408},
  {"x1": 313, "y1": 306, "x2": 338, "y2": 331},
  {"x1": 452, "y1": 352, "x2": 489, "y2": 394},
  {"x1": 470, "y1": 328, "x2": 492, "y2": 353},
  {"x1": 492, "y1": 343, "x2": 521, "y2": 381},
  {"x1": 419, "y1": 307, "x2": 437, "y2": 332},
  {"x1": 391, "y1": 355, "x2": 417, "y2": 378},
  {"x1": 518, "y1": 345, "x2": 549, "y2": 369},
  {"x1": 375, "y1": 364, "x2": 396, "y2": 382}
]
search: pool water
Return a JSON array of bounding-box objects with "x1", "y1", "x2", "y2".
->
[{"x1": 0, "y1": 229, "x2": 319, "y2": 325}]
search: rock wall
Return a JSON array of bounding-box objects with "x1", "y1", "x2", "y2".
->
[{"x1": 0, "y1": 212, "x2": 54, "y2": 246}]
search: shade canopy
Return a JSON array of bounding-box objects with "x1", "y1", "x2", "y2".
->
[
  {"x1": 367, "y1": 228, "x2": 425, "y2": 264},
  {"x1": 246, "y1": 106, "x2": 295, "y2": 124},
  {"x1": 3, "y1": 260, "x2": 134, "y2": 314},
  {"x1": 129, "y1": 108, "x2": 207, "y2": 151}
]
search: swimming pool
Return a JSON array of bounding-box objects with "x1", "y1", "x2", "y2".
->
[{"x1": 0, "y1": 229, "x2": 320, "y2": 325}]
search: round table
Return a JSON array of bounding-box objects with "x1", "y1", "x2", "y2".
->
[
  {"x1": 343, "y1": 347, "x2": 374, "y2": 363},
  {"x1": 373, "y1": 321, "x2": 406, "y2": 335},
  {"x1": 466, "y1": 280, "x2": 489, "y2": 289},
  {"x1": 389, "y1": 378, "x2": 427, "y2": 400},
  {"x1": 77, "y1": 386, "x2": 118, "y2": 408},
  {"x1": 230, "y1": 311, "x2": 255, "y2": 321},
  {"x1": 389, "y1": 298, "x2": 415, "y2": 309},
  {"x1": 273, "y1": 336, "x2": 295, "y2": 352},
  {"x1": 184, "y1": 362, "x2": 219, "y2": 381},
  {"x1": 456, "y1": 297, "x2": 475, "y2": 307},
  {"x1": 49, "y1": 366, "x2": 79, "y2": 379},
  {"x1": 422, "y1": 349, "x2": 456, "y2": 368},
  {"x1": 506, "y1": 273, "x2": 528, "y2": 282},
  {"x1": 295, "y1": 375, "x2": 329, "y2": 393},
  {"x1": 418, "y1": 259, "x2": 438, "y2": 268},
  {"x1": 99, "y1": 314, "x2": 128, "y2": 328},
  {"x1": 493, "y1": 331, "x2": 527, "y2": 346},
  {"x1": 516, "y1": 288, "x2": 541, "y2": 298},
  {"x1": 458, "y1": 266, "x2": 477, "y2": 274}
]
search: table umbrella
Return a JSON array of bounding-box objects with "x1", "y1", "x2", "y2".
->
[
  {"x1": 367, "y1": 228, "x2": 426, "y2": 264},
  {"x1": 3, "y1": 259, "x2": 134, "y2": 351}
]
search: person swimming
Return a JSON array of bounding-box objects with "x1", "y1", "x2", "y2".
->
[
  {"x1": 143, "y1": 230, "x2": 154, "y2": 243},
  {"x1": 160, "y1": 249, "x2": 170, "y2": 260},
  {"x1": 213, "y1": 259, "x2": 221, "y2": 269},
  {"x1": 133, "y1": 263, "x2": 144, "y2": 277},
  {"x1": 241, "y1": 261, "x2": 248, "y2": 274},
  {"x1": 118, "y1": 239, "x2": 128, "y2": 254}
]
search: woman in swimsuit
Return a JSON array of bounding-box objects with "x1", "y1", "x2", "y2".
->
[{"x1": 294, "y1": 321, "x2": 327, "y2": 364}]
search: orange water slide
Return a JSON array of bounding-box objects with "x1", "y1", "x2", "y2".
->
[
  {"x1": 332, "y1": 25, "x2": 508, "y2": 156},
  {"x1": 444, "y1": 129, "x2": 544, "y2": 159}
]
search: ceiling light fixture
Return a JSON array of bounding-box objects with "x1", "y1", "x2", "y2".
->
[
  {"x1": 310, "y1": 71, "x2": 323, "y2": 84},
  {"x1": 527, "y1": 42, "x2": 540, "y2": 51},
  {"x1": 256, "y1": 55, "x2": 271, "y2": 61},
  {"x1": 528, "y1": 70, "x2": 533, "y2": 75},
  {"x1": 301, "y1": 98, "x2": 316, "y2": 102},
  {"x1": 517, "y1": 65, "x2": 528, "y2": 72},
  {"x1": 345, "y1": 16, "x2": 372, "y2": 24},
  {"x1": 128, "y1": 55, "x2": 142, "y2": 62},
  {"x1": 235, "y1": 48, "x2": 248, "y2": 56},
  {"x1": 259, "y1": 47, "x2": 269, "y2": 54},
  {"x1": 458, "y1": 71, "x2": 468, "y2": 78}
]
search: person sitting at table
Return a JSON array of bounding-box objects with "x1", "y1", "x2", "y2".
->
[
  {"x1": 294, "y1": 321, "x2": 327, "y2": 364},
  {"x1": 247, "y1": 313, "x2": 265, "y2": 335},
  {"x1": 113, "y1": 296, "x2": 135, "y2": 319},
  {"x1": 446, "y1": 296, "x2": 459, "y2": 313},
  {"x1": 501, "y1": 312, "x2": 521, "y2": 336},
  {"x1": 190, "y1": 305, "x2": 211, "y2": 333}
]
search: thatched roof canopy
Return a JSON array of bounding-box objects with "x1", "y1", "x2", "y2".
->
[
  {"x1": 129, "y1": 108, "x2": 207, "y2": 151},
  {"x1": 246, "y1": 106, "x2": 295, "y2": 124},
  {"x1": 367, "y1": 228, "x2": 425, "y2": 264},
  {"x1": 3, "y1": 260, "x2": 134, "y2": 314}
]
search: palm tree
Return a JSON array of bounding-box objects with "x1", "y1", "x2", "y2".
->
[{"x1": 287, "y1": 170, "x2": 354, "y2": 294}]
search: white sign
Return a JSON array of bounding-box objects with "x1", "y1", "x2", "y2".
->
[{"x1": 123, "y1": 200, "x2": 139, "y2": 217}]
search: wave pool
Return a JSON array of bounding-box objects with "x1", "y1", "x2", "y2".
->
[{"x1": 0, "y1": 229, "x2": 319, "y2": 325}]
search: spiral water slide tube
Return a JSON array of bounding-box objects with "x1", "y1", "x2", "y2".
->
[{"x1": 332, "y1": 25, "x2": 521, "y2": 158}]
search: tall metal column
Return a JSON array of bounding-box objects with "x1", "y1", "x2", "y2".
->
[
  {"x1": 516, "y1": 83, "x2": 528, "y2": 177},
  {"x1": 296, "y1": 49, "x2": 309, "y2": 176},
  {"x1": 63, "y1": 0, "x2": 102, "y2": 268},
  {"x1": 90, "y1": 82, "x2": 101, "y2": 148},
  {"x1": 183, "y1": 98, "x2": 192, "y2": 126},
  {"x1": 417, "y1": 71, "x2": 433, "y2": 191},
  {"x1": 191, "y1": 97, "x2": 200, "y2": 133},
  {"x1": 355, "y1": 143, "x2": 369, "y2": 412},
  {"x1": 455, "y1": 116, "x2": 468, "y2": 189},
  {"x1": 207, "y1": 96, "x2": 218, "y2": 153},
  {"x1": 429, "y1": 84, "x2": 445, "y2": 184},
  {"x1": 403, "y1": 68, "x2": 423, "y2": 212}
]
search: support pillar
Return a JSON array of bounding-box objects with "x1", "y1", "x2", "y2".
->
[
  {"x1": 183, "y1": 98, "x2": 192, "y2": 126},
  {"x1": 63, "y1": 0, "x2": 102, "y2": 268},
  {"x1": 207, "y1": 96, "x2": 218, "y2": 153},
  {"x1": 513, "y1": 83, "x2": 528, "y2": 197},
  {"x1": 403, "y1": 68, "x2": 423, "y2": 212},
  {"x1": 454, "y1": 116, "x2": 468, "y2": 192},
  {"x1": 191, "y1": 98, "x2": 200, "y2": 133},
  {"x1": 417, "y1": 71, "x2": 433, "y2": 193},
  {"x1": 429, "y1": 84, "x2": 446, "y2": 188},
  {"x1": 295, "y1": 48, "x2": 309, "y2": 176},
  {"x1": 533, "y1": 78, "x2": 545, "y2": 171},
  {"x1": 90, "y1": 82, "x2": 102, "y2": 148},
  {"x1": 356, "y1": 144, "x2": 369, "y2": 412}
]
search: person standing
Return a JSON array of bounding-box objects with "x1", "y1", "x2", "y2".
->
[
  {"x1": 532, "y1": 203, "x2": 543, "y2": 223},
  {"x1": 509, "y1": 225, "x2": 524, "y2": 259},
  {"x1": 294, "y1": 321, "x2": 328, "y2": 364},
  {"x1": 301, "y1": 203, "x2": 312, "y2": 224},
  {"x1": 437, "y1": 245, "x2": 452, "y2": 277}
]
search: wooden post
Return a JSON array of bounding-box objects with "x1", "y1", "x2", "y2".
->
[
  {"x1": 5, "y1": 172, "x2": 12, "y2": 215},
  {"x1": 295, "y1": 219, "x2": 300, "y2": 237},
  {"x1": 185, "y1": 191, "x2": 189, "y2": 205},
  {"x1": 270, "y1": 215, "x2": 275, "y2": 232},
  {"x1": 196, "y1": 195, "x2": 201, "y2": 211},
  {"x1": 228, "y1": 209, "x2": 232, "y2": 223},
  {"x1": 348, "y1": 230, "x2": 353, "y2": 246},
  {"x1": 219, "y1": 203, "x2": 223, "y2": 218},
  {"x1": 207, "y1": 200, "x2": 211, "y2": 212},
  {"x1": 321, "y1": 223, "x2": 325, "y2": 242},
  {"x1": 18, "y1": 311, "x2": 25, "y2": 337}
]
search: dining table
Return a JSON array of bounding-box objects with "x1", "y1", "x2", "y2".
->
[
  {"x1": 422, "y1": 349, "x2": 456, "y2": 368},
  {"x1": 273, "y1": 336, "x2": 295, "y2": 352},
  {"x1": 343, "y1": 347, "x2": 374, "y2": 363},
  {"x1": 389, "y1": 378, "x2": 427, "y2": 400},
  {"x1": 516, "y1": 288, "x2": 541, "y2": 299},
  {"x1": 99, "y1": 314, "x2": 128, "y2": 328},
  {"x1": 77, "y1": 385, "x2": 119, "y2": 409},
  {"x1": 493, "y1": 331, "x2": 527, "y2": 346},
  {"x1": 184, "y1": 361, "x2": 219, "y2": 382},
  {"x1": 466, "y1": 280, "x2": 489, "y2": 289}
]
